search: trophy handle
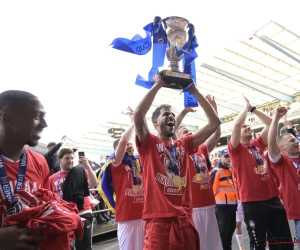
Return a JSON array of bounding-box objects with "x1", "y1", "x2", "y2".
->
[
  {"x1": 187, "y1": 23, "x2": 195, "y2": 52},
  {"x1": 162, "y1": 18, "x2": 167, "y2": 30},
  {"x1": 153, "y1": 16, "x2": 162, "y2": 33}
]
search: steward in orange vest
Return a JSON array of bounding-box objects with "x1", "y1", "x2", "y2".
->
[{"x1": 210, "y1": 149, "x2": 238, "y2": 250}]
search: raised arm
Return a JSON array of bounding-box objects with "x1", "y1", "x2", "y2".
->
[
  {"x1": 133, "y1": 74, "x2": 165, "y2": 144},
  {"x1": 282, "y1": 115, "x2": 297, "y2": 137},
  {"x1": 205, "y1": 95, "x2": 221, "y2": 152},
  {"x1": 188, "y1": 86, "x2": 221, "y2": 148},
  {"x1": 44, "y1": 142, "x2": 63, "y2": 159},
  {"x1": 80, "y1": 157, "x2": 98, "y2": 187},
  {"x1": 174, "y1": 107, "x2": 196, "y2": 131},
  {"x1": 252, "y1": 107, "x2": 272, "y2": 145},
  {"x1": 114, "y1": 107, "x2": 135, "y2": 165},
  {"x1": 268, "y1": 107, "x2": 287, "y2": 158},
  {"x1": 230, "y1": 97, "x2": 250, "y2": 148}
]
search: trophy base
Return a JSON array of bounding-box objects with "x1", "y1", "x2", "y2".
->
[{"x1": 161, "y1": 70, "x2": 193, "y2": 90}]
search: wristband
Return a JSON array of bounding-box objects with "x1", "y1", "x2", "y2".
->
[{"x1": 250, "y1": 106, "x2": 256, "y2": 113}]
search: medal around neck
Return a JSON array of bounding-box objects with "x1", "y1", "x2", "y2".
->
[
  {"x1": 132, "y1": 185, "x2": 140, "y2": 194},
  {"x1": 257, "y1": 165, "x2": 264, "y2": 173},
  {"x1": 195, "y1": 173, "x2": 202, "y2": 181},
  {"x1": 172, "y1": 175, "x2": 182, "y2": 187}
]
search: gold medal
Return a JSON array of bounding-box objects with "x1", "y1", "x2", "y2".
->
[
  {"x1": 258, "y1": 165, "x2": 264, "y2": 173},
  {"x1": 195, "y1": 173, "x2": 202, "y2": 181},
  {"x1": 132, "y1": 185, "x2": 139, "y2": 194},
  {"x1": 172, "y1": 175, "x2": 182, "y2": 186},
  {"x1": 166, "y1": 69, "x2": 172, "y2": 75}
]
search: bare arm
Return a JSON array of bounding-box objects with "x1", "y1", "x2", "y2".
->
[
  {"x1": 231, "y1": 107, "x2": 248, "y2": 148},
  {"x1": 268, "y1": 107, "x2": 287, "y2": 158},
  {"x1": 87, "y1": 165, "x2": 98, "y2": 187},
  {"x1": 114, "y1": 125, "x2": 134, "y2": 165},
  {"x1": 188, "y1": 86, "x2": 221, "y2": 148},
  {"x1": 205, "y1": 95, "x2": 221, "y2": 152},
  {"x1": 252, "y1": 108, "x2": 272, "y2": 144},
  {"x1": 80, "y1": 157, "x2": 98, "y2": 187},
  {"x1": 133, "y1": 74, "x2": 165, "y2": 144},
  {"x1": 206, "y1": 128, "x2": 221, "y2": 153},
  {"x1": 114, "y1": 107, "x2": 135, "y2": 165},
  {"x1": 174, "y1": 108, "x2": 195, "y2": 131},
  {"x1": 231, "y1": 96, "x2": 251, "y2": 148}
]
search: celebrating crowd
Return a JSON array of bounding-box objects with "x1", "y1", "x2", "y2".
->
[{"x1": 0, "y1": 72, "x2": 300, "y2": 250}]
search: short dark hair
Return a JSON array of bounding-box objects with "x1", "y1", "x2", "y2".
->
[
  {"x1": 0, "y1": 90, "x2": 37, "y2": 113},
  {"x1": 113, "y1": 139, "x2": 120, "y2": 151},
  {"x1": 276, "y1": 133, "x2": 294, "y2": 146},
  {"x1": 279, "y1": 126, "x2": 288, "y2": 135},
  {"x1": 152, "y1": 104, "x2": 172, "y2": 121},
  {"x1": 176, "y1": 125, "x2": 186, "y2": 133},
  {"x1": 58, "y1": 148, "x2": 74, "y2": 159},
  {"x1": 47, "y1": 142, "x2": 56, "y2": 148}
]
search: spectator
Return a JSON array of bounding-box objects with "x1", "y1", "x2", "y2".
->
[
  {"x1": 211, "y1": 157, "x2": 219, "y2": 168},
  {"x1": 44, "y1": 141, "x2": 63, "y2": 175},
  {"x1": 49, "y1": 148, "x2": 98, "y2": 250}
]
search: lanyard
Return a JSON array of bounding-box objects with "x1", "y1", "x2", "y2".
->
[
  {"x1": 292, "y1": 159, "x2": 300, "y2": 169},
  {"x1": 0, "y1": 150, "x2": 28, "y2": 205},
  {"x1": 164, "y1": 143, "x2": 179, "y2": 176},
  {"x1": 131, "y1": 158, "x2": 138, "y2": 185},
  {"x1": 56, "y1": 171, "x2": 63, "y2": 198},
  {"x1": 192, "y1": 154, "x2": 200, "y2": 173},
  {"x1": 245, "y1": 145, "x2": 263, "y2": 166}
]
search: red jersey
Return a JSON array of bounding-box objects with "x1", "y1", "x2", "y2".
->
[
  {"x1": 268, "y1": 154, "x2": 300, "y2": 220},
  {"x1": 0, "y1": 148, "x2": 50, "y2": 227},
  {"x1": 189, "y1": 144, "x2": 215, "y2": 208},
  {"x1": 136, "y1": 133, "x2": 194, "y2": 219},
  {"x1": 4, "y1": 188, "x2": 84, "y2": 250},
  {"x1": 228, "y1": 137, "x2": 278, "y2": 202},
  {"x1": 110, "y1": 161, "x2": 144, "y2": 222},
  {"x1": 49, "y1": 170, "x2": 92, "y2": 215}
]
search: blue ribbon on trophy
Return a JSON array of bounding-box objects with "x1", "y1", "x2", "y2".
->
[
  {"x1": 181, "y1": 24, "x2": 198, "y2": 107},
  {"x1": 109, "y1": 16, "x2": 199, "y2": 107},
  {"x1": 136, "y1": 16, "x2": 168, "y2": 89}
]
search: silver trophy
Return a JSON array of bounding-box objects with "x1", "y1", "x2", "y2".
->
[{"x1": 161, "y1": 16, "x2": 194, "y2": 90}]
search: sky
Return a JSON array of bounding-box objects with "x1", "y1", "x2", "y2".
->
[{"x1": 0, "y1": 0, "x2": 299, "y2": 152}]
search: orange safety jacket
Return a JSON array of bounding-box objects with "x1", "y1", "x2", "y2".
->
[{"x1": 210, "y1": 163, "x2": 238, "y2": 211}]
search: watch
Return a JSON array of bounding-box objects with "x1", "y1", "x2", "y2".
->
[{"x1": 250, "y1": 106, "x2": 257, "y2": 113}]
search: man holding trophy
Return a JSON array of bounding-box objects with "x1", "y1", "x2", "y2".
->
[
  {"x1": 111, "y1": 16, "x2": 221, "y2": 249},
  {"x1": 133, "y1": 72, "x2": 220, "y2": 249}
]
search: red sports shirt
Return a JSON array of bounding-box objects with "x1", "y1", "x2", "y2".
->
[
  {"x1": 49, "y1": 170, "x2": 92, "y2": 215},
  {"x1": 136, "y1": 133, "x2": 194, "y2": 219},
  {"x1": 0, "y1": 148, "x2": 50, "y2": 227},
  {"x1": 228, "y1": 137, "x2": 278, "y2": 202},
  {"x1": 268, "y1": 154, "x2": 300, "y2": 220},
  {"x1": 4, "y1": 189, "x2": 84, "y2": 250},
  {"x1": 189, "y1": 144, "x2": 215, "y2": 208},
  {"x1": 110, "y1": 161, "x2": 144, "y2": 222}
]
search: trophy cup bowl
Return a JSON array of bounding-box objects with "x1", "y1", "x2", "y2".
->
[{"x1": 161, "y1": 16, "x2": 194, "y2": 90}]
